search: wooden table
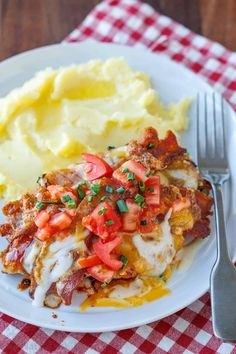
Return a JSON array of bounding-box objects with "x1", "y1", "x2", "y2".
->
[{"x1": 0, "y1": 0, "x2": 236, "y2": 61}]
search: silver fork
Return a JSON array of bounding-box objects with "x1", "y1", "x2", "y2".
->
[{"x1": 197, "y1": 92, "x2": 236, "y2": 341}]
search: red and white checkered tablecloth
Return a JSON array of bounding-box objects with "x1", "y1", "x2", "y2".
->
[{"x1": 1, "y1": 0, "x2": 236, "y2": 353}]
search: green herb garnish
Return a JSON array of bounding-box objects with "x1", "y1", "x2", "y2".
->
[
  {"x1": 117, "y1": 186, "x2": 125, "y2": 194},
  {"x1": 135, "y1": 194, "x2": 145, "y2": 207},
  {"x1": 88, "y1": 196, "x2": 93, "y2": 203},
  {"x1": 36, "y1": 200, "x2": 61, "y2": 209},
  {"x1": 107, "y1": 146, "x2": 115, "y2": 150},
  {"x1": 145, "y1": 169, "x2": 151, "y2": 177},
  {"x1": 139, "y1": 181, "x2": 145, "y2": 192},
  {"x1": 120, "y1": 255, "x2": 128, "y2": 269},
  {"x1": 98, "y1": 207, "x2": 108, "y2": 216},
  {"x1": 106, "y1": 186, "x2": 113, "y2": 193},
  {"x1": 91, "y1": 184, "x2": 102, "y2": 196},
  {"x1": 100, "y1": 196, "x2": 107, "y2": 203},
  {"x1": 36, "y1": 201, "x2": 44, "y2": 210},
  {"x1": 122, "y1": 168, "x2": 129, "y2": 173},
  {"x1": 127, "y1": 172, "x2": 134, "y2": 181},
  {"x1": 133, "y1": 179, "x2": 138, "y2": 185},
  {"x1": 101, "y1": 282, "x2": 108, "y2": 288},
  {"x1": 106, "y1": 219, "x2": 114, "y2": 226},
  {"x1": 61, "y1": 195, "x2": 71, "y2": 203},
  {"x1": 77, "y1": 186, "x2": 86, "y2": 200},
  {"x1": 116, "y1": 199, "x2": 128, "y2": 212},
  {"x1": 148, "y1": 187, "x2": 154, "y2": 193},
  {"x1": 202, "y1": 189, "x2": 209, "y2": 195},
  {"x1": 67, "y1": 200, "x2": 77, "y2": 208},
  {"x1": 148, "y1": 142, "x2": 154, "y2": 149}
]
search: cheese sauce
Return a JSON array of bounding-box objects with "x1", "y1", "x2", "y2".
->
[
  {"x1": 133, "y1": 210, "x2": 175, "y2": 276},
  {"x1": 32, "y1": 236, "x2": 85, "y2": 307}
]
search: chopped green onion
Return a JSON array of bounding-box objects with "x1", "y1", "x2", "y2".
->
[
  {"x1": 117, "y1": 186, "x2": 125, "y2": 194},
  {"x1": 107, "y1": 146, "x2": 115, "y2": 150},
  {"x1": 100, "y1": 196, "x2": 107, "y2": 203},
  {"x1": 151, "y1": 169, "x2": 157, "y2": 175},
  {"x1": 36, "y1": 201, "x2": 44, "y2": 210},
  {"x1": 127, "y1": 172, "x2": 134, "y2": 181},
  {"x1": 148, "y1": 142, "x2": 154, "y2": 149},
  {"x1": 77, "y1": 186, "x2": 86, "y2": 200},
  {"x1": 61, "y1": 195, "x2": 71, "y2": 203},
  {"x1": 91, "y1": 184, "x2": 102, "y2": 196},
  {"x1": 67, "y1": 200, "x2": 77, "y2": 208},
  {"x1": 120, "y1": 255, "x2": 128, "y2": 269},
  {"x1": 106, "y1": 186, "x2": 113, "y2": 193},
  {"x1": 101, "y1": 282, "x2": 108, "y2": 288},
  {"x1": 140, "y1": 219, "x2": 147, "y2": 225},
  {"x1": 122, "y1": 168, "x2": 129, "y2": 173},
  {"x1": 133, "y1": 179, "x2": 138, "y2": 185},
  {"x1": 139, "y1": 181, "x2": 145, "y2": 192},
  {"x1": 148, "y1": 187, "x2": 154, "y2": 193},
  {"x1": 135, "y1": 194, "x2": 145, "y2": 207},
  {"x1": 116, "y1": 199, "x2": 128, "y2": 213},
  {"x1": 98, "y1": 207, "x2": 108, "y2": 216},
  {"x1": 146, "y1": 170, "x2": 151, "y2": 177},
  {"x1": 202, "y1": 189, "x2": 209, "y2": 195},
  {"x1": 106, "y1": 219, "x2": 114, "y2": 226},
  {"x1": 88, "y1": 196, "x2": 93, "y2": 203}
]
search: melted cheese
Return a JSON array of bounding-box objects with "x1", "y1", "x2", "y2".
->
[
  {"x1": 167, "y1": 169, "x2": 198, "y2": 189},
  {"x1": 32, "y1": 236, "x2": 85, "y2": 307},
  {"x1": 133, "y1": 209, "x2": 175, "y2": 276},
  {"x1": 23, "y1": 240, "x2": 41, "y2": 274}
]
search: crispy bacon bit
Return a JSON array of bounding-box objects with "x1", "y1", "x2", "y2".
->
[
  {"x1": 57, "y1": 269, "x2": 85, "y2": 305},
  {"x1": 184, "y1": 219, "x2": 211, "y2": 239}
]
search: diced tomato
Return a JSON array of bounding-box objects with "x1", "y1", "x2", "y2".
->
[
  {"x1": 113, "y1": 160, "x2": 148, "y2": 187},
  {"x1": 35, "y1": 225, "x2": 54, "y2": 241},
  {"x1": 145, "y1": 176, "x2": 160, "y2": 206},
  {"x1": 48, "y1": 211, "x2": 72, "y2": 231},
  {"x1": 122, "y1": 199, "x2": 141, "y2": 231},
  {"x1": 87, "y1": 265, "x2": 115, "y2": 283},
  {"x1": 93, "y1": 237, "x2": 123, "y2": 271},
  {"x1": 79, "y1": 255, "x2": 102, "y2": 269},
  {"x1": 172, "y1": 197, "x2": 191, "y2": 213},
  {"x1": 82, "y1": 153, "x2": 113, "y2": 181},
  {"x1": 34, "y1": 211, "x2": 50, "y2": 229},
  {"x1": 82, "y1": 201, "x2": 122, "y2": 239}
]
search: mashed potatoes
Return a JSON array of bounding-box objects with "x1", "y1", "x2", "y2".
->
[{"x1": 0, "y1": 58, "x2": 190, "y2": 200}]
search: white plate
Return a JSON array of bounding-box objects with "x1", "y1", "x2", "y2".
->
[{"x1": 0, "y1": 41, "x2": 236, "y2": 333}]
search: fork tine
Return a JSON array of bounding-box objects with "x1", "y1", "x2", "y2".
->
[
  {"x1": 221, "y1": 95, "x2": 226, "y2": 159},
  {"x1": 213, "y1": 93, "x2": 217, "y2": 157},
  {"x1": 196, "y1": 93, "x2": 201, "y2": 162},
  {"x1": 204, "y1": 93, "x2": 209, "y2": 157}
]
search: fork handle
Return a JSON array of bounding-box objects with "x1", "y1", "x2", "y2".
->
[{"x1": 211, "y1": 182, "x2": 230, "y2": 262}]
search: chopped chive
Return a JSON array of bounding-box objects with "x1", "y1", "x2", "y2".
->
[
  {"x1": 101, "y1": 282, "x2": 108, "y2": 288},
  {"x1": 91, "y1": 184, "x2": 102, "y2": 196},
  {"x1": 39, "y1": 201, "x2": 62, "y2": 206},
  {"x1": 61, "y1": 195, "x2": 71, "y2": 203},
  {"x1": 116, "y1": 199, "x2": 128, "y2": 212},
  {"x1": 202, "y1": 189, "x2": 209, "y2": 195},
  {"x1": 122, "y1": 168, "x2": 129, "y2": 173},
  {"x1": 36, "y1": 201, "x2": 44, "y2": 210},
  {"x1": 146, "y1": 169, "x2": 151, "y2": 177},
  {"x1": 148, "y1": 142, "x2": 154, "y2": 149},
  {"x1": 106, "y1": 185, "x2": 113, "y2": 193},
  {"x1": 127, "y1": 172, "x2": 134, "y2": 181},
  {"x1": 151, "y1": 169, "x2": 157, "y2": 175},
  {"x1": 88, "y1": 196, "x2": 93, "y2": 203},
  {"x1": 148, "y1": 187, "x2": 154, "y2": 193},
  {"x1": 107, "y1": 146, "x2": 115, "y2": 151},
  {"x1": 133, "y1": 179, "x2": 138, "y2": 185},
  {"x1": 100, "y1": 196, "x2": 107, "y2": 203},
  {"x1": 117, "y1": 186, "x2": 125, "y2": 194},
  {"x1": 139, "y1": 181, "x2": 145, "y2": 192},
  {"x1": 140, "y1": 219, "x2": 147, "y2": 225},
  {"x1": 135, "y1": 194, "x2": 145, "y2": 206},
  {"x1": 77, "y1": 186, "x2": 86, "y2": 200},
  {"x1": 67, "y1": 200, "x2": 77, "y2": 208},
  {"x1": 120, "y1": 255, "x2": 128, "y2": 269},
  {"x1": 98, "y1": 207, "x2": 108, "y2": 216},
  {"x1": 106, "y1": 219, "x2": 114, "y2": 226}
]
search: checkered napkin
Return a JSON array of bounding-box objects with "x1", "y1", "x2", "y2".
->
[{"x1": 1, "y1": 0, "x2": 236, "y2": 353}]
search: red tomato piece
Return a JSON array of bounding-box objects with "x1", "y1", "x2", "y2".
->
[
  {"x1": 113, "y1": 160, "x2": 148, "y2": 187},
  {"x1": 82, "y1": 201, "x2": 122, "y2": 239},
  {"x1": 87, "y1": 265, "x2": 114, "y2": 283},
  {"x1": 145, "y1": 175, "x2": 160, "y2": 206},
  {"x1": 122, "y1": 199, "x2": 141, "y2": 231},
  {"x1": 34, "y1": 211, "x2": 50, "y2": 229},
  {"x1": 48, "y1": 211, "x2": 72, "y2": 231},
  {"x1": 82, "y1": 153, "x2": 113, "y2": 181},
  {"x1": 35, "y1": 225, "x2": 54, "y2": 241},
  {"x1": 93, "y1": 237, "x2": 123, "y2": 271},
  {"x1": 79, "y1": 255, "x2": 102, "y2": 269},
  {"x1": 172, "y1": 197, "x2": 191, "y2": 213}
]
